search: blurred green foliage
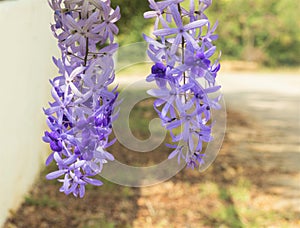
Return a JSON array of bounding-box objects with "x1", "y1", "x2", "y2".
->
[
  {"x1": 111, "y1": 0, "x2": 151, "y2": 44},
  {"x1": 113, "y1": 0, "x2": 300, "y2": 67},
  {"x1": 209, "y1": 0, "x2": 300, "y2": 66}
]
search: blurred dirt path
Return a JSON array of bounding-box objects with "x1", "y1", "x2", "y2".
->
[{"x1": 219, "y1": 73, "x2": 300, "y2": 212}]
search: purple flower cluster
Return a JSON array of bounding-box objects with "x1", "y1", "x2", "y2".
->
[
  {"x1": 144, "y1": 0, "x2": 222, "y2": 169},
  {"x1": 43, "y1": 0, "x2": 120, "y2": 197}
]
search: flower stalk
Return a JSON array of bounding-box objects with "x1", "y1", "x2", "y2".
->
[
  {"x1": 144, "y1": 0, "x2": 222, "y2": 169},
  {"x1": 43, "y1": 0, "x2": 120, "y2": 198}
]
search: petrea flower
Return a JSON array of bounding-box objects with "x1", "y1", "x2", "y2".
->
[
  {"x1": 186, "y1": 152, "x2": 205, "y2": 169},
  {"x1": 144, "y1": 0, "x2": 222, "y2": 169},
  {"x1": 93, "y1": 3, "x2": 120, "y2": 43},
  {"x1": 153, "y1": 4, "x2": 208, "y2": 54},
  {"x1": 144, "y1": 0, "x2": 169, "y2": 29},
  {"x1": 143, "y1": 34, "x2": 180, "y2": 66},
  {"x1": 148, "y1": 81, "x2": 194, "y2": 117},
  {"x1": 62, "y1": 11, "x2": 100, "y2": 55},
  {"x1": 44, "y1": 0, "x2": 120, "y2": 197},
  {"x1": 144, "y1": 0, "x2": 185, "y2": 29}
]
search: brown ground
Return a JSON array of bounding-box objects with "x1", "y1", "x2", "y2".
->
[{"x1": 4, "y1": 109, "x2": 300, "y2": 228}]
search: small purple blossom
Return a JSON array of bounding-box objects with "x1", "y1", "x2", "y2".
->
[
  {"x1": 44, "y1": 0, "x2": 120, "y2": 197},
  {"x1": 144, "y1": 0, "x2": 221, "y2": 169},
  {"x1": 186, "y1": 152, "x2": 205, "y2": 169},
  {"x1": 143, "y1": 0, "x2": 182, "y2": 29},
  {"x1": 151, "y1": 62, "x2": 167, "y2": 79},
  {"x1": 153, "y1": 4, "x2": 208, "y2": 54}
]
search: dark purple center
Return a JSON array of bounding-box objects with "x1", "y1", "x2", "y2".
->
[{"x1": 151, "y1": 62, "x2": 166, "y2": 78}]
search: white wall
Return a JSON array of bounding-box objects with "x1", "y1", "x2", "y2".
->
[{"x1": 0, "y1": 0, "x2": 58, "y2": 226}]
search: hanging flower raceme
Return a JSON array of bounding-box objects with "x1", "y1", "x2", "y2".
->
[
  {"x1": 43, "y1": 0, "x2": 120, "y2": 198},
  {"x1": 144, "y1": 0, "x2": 222, "y2": 169}
]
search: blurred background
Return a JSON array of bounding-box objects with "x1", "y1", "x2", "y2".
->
[
  {"x1": 112, "y1": 0, "x2": 300, "y2": 68},
  {"x1": 1, "y1": 0, "x2": 299, "y2": 227}
]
